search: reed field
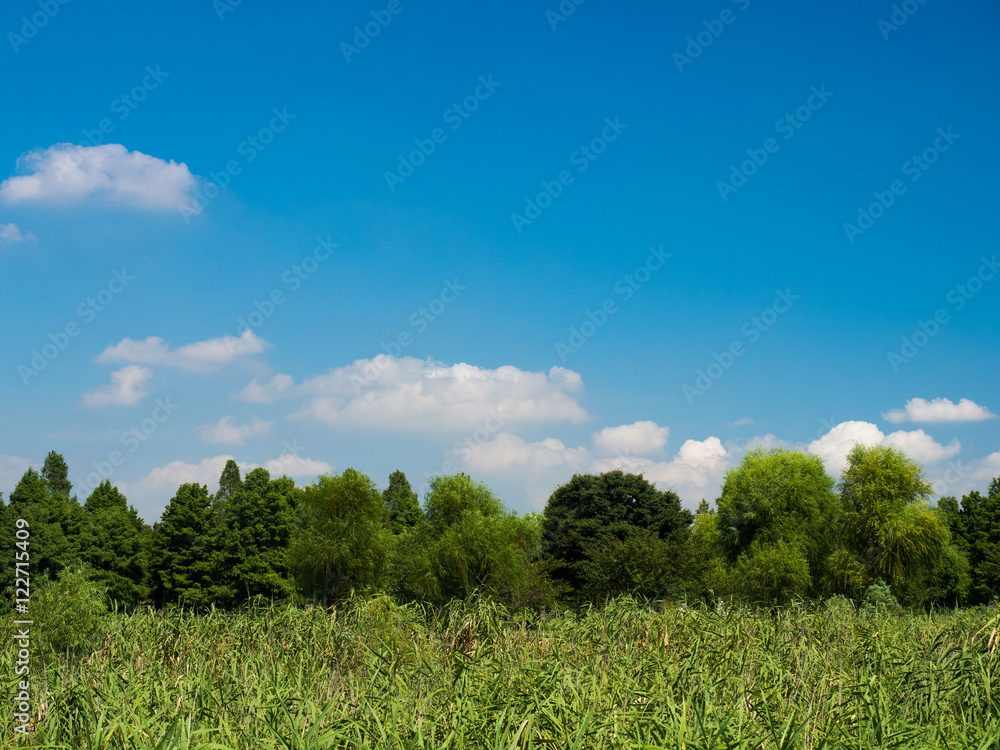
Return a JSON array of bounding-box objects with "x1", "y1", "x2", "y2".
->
[{"x1": 2, "y1": 596, "x2": 999, "y2": 749}]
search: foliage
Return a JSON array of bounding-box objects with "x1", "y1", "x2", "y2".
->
[
  {"x1": 41, "y1": 449, "x2": 72, "y2": 498},
  {"x1": 861, "y1": 579, "x2": 903, "y2": 616},
  {"x1": 832, "y1": 444, "x2": 951, "y2": 607},
  {"x1": 2, "y1": 598, "x2": 998, "y2": 748},
  {"x1": 148, "y1": 483, "x2": 216, "y2": 608},
  {"x1": 79, "y1": 481, "x2": 150, "y2": 606},
  {"x1": 290, "y1": 468, "x2": 392, "y2": 603},
  {"x1": 31, "y1": 563, "x2": 109, "y2": 660},
  {"x1": 382, "y1": 469, "x2": 423, "y2": 534},
  {"x1": 541, "y1": 470, "x2": 693, "y2": 603},
  {"x1": 716, "y1": 447, "x2": 839, "y2": 602}
]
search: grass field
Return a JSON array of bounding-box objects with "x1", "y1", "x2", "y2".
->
[{"x1": 2, "y1": 595, "x2": 998, "y2": 749}]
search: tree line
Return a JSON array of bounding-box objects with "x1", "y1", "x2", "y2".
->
[{"x1": 0, "y1": 444, "x2": 997, "y2": 611}]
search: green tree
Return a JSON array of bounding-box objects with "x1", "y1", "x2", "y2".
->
[
  {"x1": 397, "y1": 474, "x2": 537, "y2": 605},
  {"x1": 383, "y1": 470, "x2": 423, "y2": 534},
  {"x1": 290, "y1": 469, "x2": 391, "y2": 603},
  {"x1": 78, "y1": 481, "x2": 150, "y2": 606},
  {"x1": 541, "y1": 470, "x2": 693, "y2": 603},
  {"x1": 830, "y1": 444, "x2": 951, "y2": 607},
  {"x1": 148, "y1": 483, "x2": 215, "y2": 608},
  {"x1": 954, "y1": 478, "x2": 1000, "y2": 604},
  {"x1": 716, "y1": 447, "x2": 839, "y2": 603},
  {"x1": 41, "y1": 450, "x2": 72, "y2": 498}
]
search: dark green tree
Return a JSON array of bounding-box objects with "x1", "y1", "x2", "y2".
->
[
  {"x1": 541, "y1": 470, "x2": 693, "y2": 602},
  {"x1": 79, "y1": 481, "x2": 150, "y2": 606},
  {"x1": 382, "y1": 470, "x2": 423, "y2": 534},
  {"x1": 716, "y1": 447, "x2": 839, "y2": 603},
  {"x1": 41, "y1": 450, "x2": 72, "y2": 498},
  {"x1": 954, "y1": 478, "x2": 1000, "y2": 604},
  {"x1": 148, "y1": 483, "x2": 215, "y2": 608}
]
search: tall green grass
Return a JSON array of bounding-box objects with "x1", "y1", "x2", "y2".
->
[{"x1": 2, "y1": 595, "x2": 998, "y2": 749}]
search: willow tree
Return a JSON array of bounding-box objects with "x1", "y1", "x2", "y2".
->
[{"x1": 830, "y1": 444, "x2": 957, "y2": 606}]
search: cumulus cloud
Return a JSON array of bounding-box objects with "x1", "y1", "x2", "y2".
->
[
  {"x1": 82, "y1": 365, "x2": 153, "y2": 407},
  {"x1": 463, "y1": 432, "x2": 591, "y2": 475},
  {"x1": 194, "y1": 416, "x2": 272, "y2": 446},
  {"x1": 809, "y1": 420, "x2": 962, "y2": 477},
  {"x1": 287, "y1": 355, "x2": 590, "y2": 433},
  {"x1": 593, "y1": 437, "x2": 730, "y2": 496},
  {"x1": 236, "y1": 373, "x2": 296, "y2": 403},
  {"x1": 591, "y1": 420, "x2": 669, "y2": 456},
  {"x1": 884, "y1": 397, "x2": 996, "y2": 424},
  {"x1": 263, "y1": 454, "x2": 334, "y2": 479},
  {"x1": 96, "y1": 330, "x2": 269, "y2": 372},
  {"x1": 0, "y1": 143, "x2": 196, "y2": 209},
  {"x1": 0, "y1": 222, "x2": 35, "y2": 245}
]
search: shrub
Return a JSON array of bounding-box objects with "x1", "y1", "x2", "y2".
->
[
  {"x1": 32, "y1": 564, "x2": 109, "y2": 660},
  {"x1": 861, "y1": 579, "x2": 902, "y2": 616}
]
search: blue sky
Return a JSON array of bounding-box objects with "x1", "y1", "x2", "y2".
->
[{"x1": 1, "y1": 0, "x2": 997, "y2": 524}]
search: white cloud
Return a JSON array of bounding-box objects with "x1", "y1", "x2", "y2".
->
[
  {"x1": 593, "y1": 437, "x2": 730, "y2": 494},
  {"x1": 122, "y1": 452, "x2": 332, "y2": 521},
  {"x1": 591, "y1": 420, "x2": 668, "y2": 456},
  {"x1": 82, "y1": 365, "x2": 153, "y2": 407},
  {"x1": 808, "y1": 421, "x2": 885, "y2": 476},
  {"x1": 883, "y1": 429, "x2": 961, "y2": 464},
  {"x1": 290, "y1": 355, "x2": 590, "y2": 433},
  {"x1": 236, "y1": 373, "x2": 296, "y2": 403},
  {"x1": 263, "y1": 454, "x2": 333, "y2": 479},
  {"x1": 884, "y1": 397, "x2": 996, "y2": 424},
  {"x1": 463, "y1": 432, "x2": 591, "y2": 474},
  {"x1": 728, "y1": 417, "x2": 754, "y2": 427},
  {"x1": 809, "y1": 420, "x2": 963, "y2": 478},
  {"x1": 96, "y1": 330, "x2": 269, "y2": 372},
  {"x1": 194, "y1": 416, "x2": 272, "y2": 446},
  {"x1": 0, "y1": 143, "x2": 196, "y2": 209},
  {"x1": 0, "y1": 222, "x2": 35, "y2": 245},
  {"x1": 0, "y1": 455, "x2": 32, "y2": 495}
]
